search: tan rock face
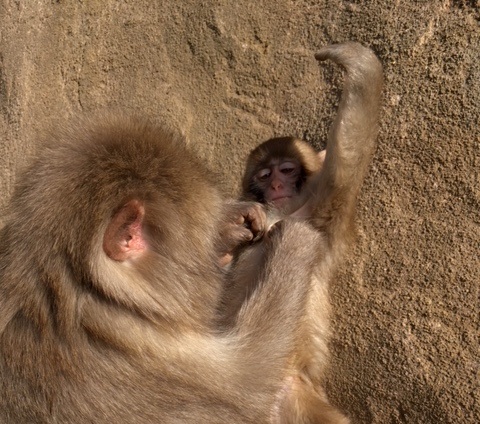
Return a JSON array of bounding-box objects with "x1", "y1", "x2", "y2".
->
[{"x1": 0, "y1": 1, "x2": 478, "y2": 422}]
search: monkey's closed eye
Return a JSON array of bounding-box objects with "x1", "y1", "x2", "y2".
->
[
  {"x1": 256, "y1": 168, "x2": 271, "y2": 181},
  {"x1": 279, "y1": 162, "x2": 297, "y2": 175}
]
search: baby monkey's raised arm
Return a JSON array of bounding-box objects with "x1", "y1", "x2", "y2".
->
[{"x1": 223, "y1": 42, "x2": 383, "y2": 424}]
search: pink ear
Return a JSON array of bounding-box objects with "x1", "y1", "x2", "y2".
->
[{"x1": 103, "y1": 200, "x2": 147, "y2": 261}]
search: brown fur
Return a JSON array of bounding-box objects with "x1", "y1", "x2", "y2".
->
[
  {"x1": 0, "y1": 114, "x2": 322, "y2": 423},
  {"x1": 221, "y1": 42, "x2": 383, "y2": 423}
]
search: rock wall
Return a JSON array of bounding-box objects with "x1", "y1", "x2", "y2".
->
[{"x1": 1, "y1": 1, "x2": 478, "y2": 422}]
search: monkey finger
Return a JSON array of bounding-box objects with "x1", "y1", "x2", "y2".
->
[
  {"x1": 244, "y1": 205, "x2": 267, "y2": 236},
  {"x1": 221, "y1": 225, "x2": 255, "y2": 251},
  {"x1": 218, "y1": 252, "x2": 234, "y2": 267},
  {"x1": 315, "y1": 43, "x2": 351, "y2": 63},
  {"x1": 248, "y1": 221, "x2": 266, "y2": 242},
  {"x1": 234, "y1": 226, "x2": 255, "y2": 243},
  {"x1": 235, "y1": 215, "x2": 246, "y2": 225}
]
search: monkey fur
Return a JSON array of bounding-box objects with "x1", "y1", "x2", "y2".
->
[
  {"x1": 0, "y1": 114, "x2": 321, "y2": 423},
  {"x1": 221, "y1": 42, "x2": 383, "y2": 423}
]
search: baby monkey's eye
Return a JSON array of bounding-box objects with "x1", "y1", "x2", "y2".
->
[
  {"x1": 256, "y1": 168, "x2": 271, "y2": 181},
  {"x1": 279, "y1": 162, "x2": 298, "y2": 175}
]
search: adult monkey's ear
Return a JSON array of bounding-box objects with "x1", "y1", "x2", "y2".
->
[{"x1": 103, "y1": 200, "x2": 147, "y2": 262}]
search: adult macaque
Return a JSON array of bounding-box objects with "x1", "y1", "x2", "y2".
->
[
  {"x1": 221, "y1": 42, "x2": 383, "y2": 423},
  {"x1": 0, "y1": 115, "x2": 321, "y2": 423}
]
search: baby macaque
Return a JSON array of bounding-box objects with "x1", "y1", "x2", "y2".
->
[{"x1": 221, "y1": 42, "x2": 383, "y2": 423}]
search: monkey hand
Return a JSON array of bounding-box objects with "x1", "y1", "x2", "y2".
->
[
  {"x1": 315, "y1": 42, "x2": 383, "y2": 87},
  {"x1": 238, "y1": 201, "x2": 268, "y2": 242},
  {"x1": 217, "y1": 201, "x2": 267, "y2": 267}
]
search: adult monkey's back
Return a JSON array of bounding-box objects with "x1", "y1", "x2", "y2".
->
[
  {"x1": 0, "y1": 115, "x2": 320, "y2": 423},
  {"x1": 224, "y1": 42, "x2": 384, "y2": 423}
]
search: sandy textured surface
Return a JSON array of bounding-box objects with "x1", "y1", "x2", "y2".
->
[{"x1": 0, "y1": 1, "x2": 478, "y2": 422}]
